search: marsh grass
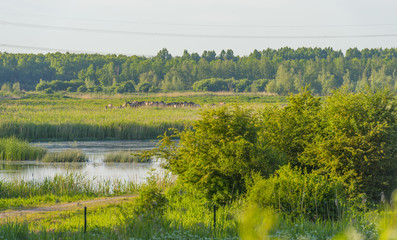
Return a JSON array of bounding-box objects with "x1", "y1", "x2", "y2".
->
[
  {"x1": 0, "y1": 93, "x2": 285, "y2": 141},
  {"x1": 104, "y1": 151, "x2": 151, "y2": 163},
  {"x1": 0, "y1": 137, "x2": 47, "y2": 160},
  {"x1": 41, "y1": 149, "x2": 88, "y2": 162},
  {"x1": 0, "y1": 173, "x2": 138, "y2": 213},
  {"x1": 0, "y1": 173, "x2": 137, "y2": 200}
]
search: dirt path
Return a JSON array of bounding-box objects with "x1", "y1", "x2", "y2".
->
[{"x1": 0, "y1": 195, "x2": 136, "y2": 220}]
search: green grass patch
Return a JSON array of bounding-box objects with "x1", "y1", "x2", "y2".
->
[
  {"x1": 0, "y1": 193, "x2": 384, "y2": 239},
  {"x1": 0, "y1": 173, "x2": 137, "y2": 210},
  {"x1": 0, "y1": 92, "x2": 286, "y2": 141},
  {"x1": 0, "y1": 173, "x2": 384, "y2": 239},
  {"x1": 0, "y1": 137, "x2": 47, "y2": 160},
  {"x1": 0, "y1": 195, "x2": 90, "y2": 212},
  {"x1": 42, "y1": 150, "x2": 88, "y2": 162},
  {"x1": 104, "y1": 151, "x2": 151, "y2": 163}
]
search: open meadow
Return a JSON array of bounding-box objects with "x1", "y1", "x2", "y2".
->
[{"x1": 0, "y1": 92, "x2": 286, "y2": 141}]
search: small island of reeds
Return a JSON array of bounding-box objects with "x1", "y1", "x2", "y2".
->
[
  {"x1": 0, "y1": 137, "x2": 47, "y2": 161},
  {"x1": 104, "y1": 151, "x2": 151, "y2": 163},
  {"x1": 42, "y1": 149, "x2": 88, "y2": 163}
]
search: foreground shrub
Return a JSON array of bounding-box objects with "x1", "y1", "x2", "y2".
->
[
  {"x1": 300, "y1": 90, "x2": 397, "y2": 201},
  {"x1": 133, "y1": 178, "x2": 167, "y2": 216},
  {"x1": 158, "y1": 106, "x2": 285, "y2": 205},
  {"x1": 42, "y1": 149, "x2": 88, "y2": 162},
  {"x1": 263, "y1": 89, "x2": 397, "y2": 201},
  {"x1": 246, "y1": 165, "x2": 346, "y2": 220},
  {"x1": 0, "y1": 137, "x2": 47, "y2": 160}
]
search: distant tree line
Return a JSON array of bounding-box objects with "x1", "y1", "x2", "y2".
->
[{"x1": 1, "y1": 47, "x2": 397, "y2": 95}]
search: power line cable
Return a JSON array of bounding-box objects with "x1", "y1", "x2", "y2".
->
[
  {"x1": 1, "y1": 11, "x2": 397, "y2": 29},
  {"x1": 2, "y1": 20, "x2": 397, "y2": 39}
]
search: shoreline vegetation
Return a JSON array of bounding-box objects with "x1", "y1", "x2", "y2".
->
[
  {"x1": 41, "y1": 149, "x2": 88, "y2": 163},
  {"x1": 104, "y1": 151, "x2": 151, "y2": 163},
  {"x1": 0, "y1": 137, "x2": 153, "y2": 163},
  {"x1": 0, "y1": 137, "x2": 47, "y2": 161},
  {"x1": 0, "y1": 172, "x2": 138, "y2": 211}
]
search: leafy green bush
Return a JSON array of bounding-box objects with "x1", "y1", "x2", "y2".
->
[
  {"x1": 262, "y1": 90, "x2": 322, "y2": 166},
  {"x1": 77, "y1": 85, "x2": 87, "y2": 93},
  {"x1": 43, "y1": 88, "x2": 54, "y2": 94},
  {"x1": 158, "y1": 106, "x2": 284, "y2": 204},
  {"x1": 133, "y1": 180, "x2": 167, "y2": 216},
  {"x1": 251, "y1": 79, "x2": 270, "y2": 92},
  {"x1": 233, "y1": 79, "x2": 252, "y2": 93},
  {"x1": 137, "y1": 82, "x2": 152, "y2": 93},
  {"x1": 299, "y1": 90, "x2": 397, "y2": 200},
  {"x1": 192, "y1": 78, "x2": 232, "y2": 92},
  {"x1": 262, "y1": 89, "x2": 397, "y2": 201},
  {"x1": 246, "y1": 165, "x2": 346, "y2": 219}
]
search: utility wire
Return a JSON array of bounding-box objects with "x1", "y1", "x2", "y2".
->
[
  {"x1": 1, "y1": 20, "x2": 397, "y2": 39},
  {"x1": 2, "y1": 11, "x2": 397, "y2": 29},
  {"x1": 0, "y1": 43, "x2": 108, "y2": 54}
]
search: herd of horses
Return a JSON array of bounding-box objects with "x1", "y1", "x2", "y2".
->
[{"x1": 105, "y1": 100, "x2": 203, "y2": 109}]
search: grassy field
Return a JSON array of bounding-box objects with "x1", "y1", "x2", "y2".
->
[
  {"x1": 0, "y1": 92, "x2": 286, "y2": 141},
  {"x1": 0, "y1": 168, "x2": 385, "y2": 239},
  {"x1": 0, "y1": 181, "x2": 389, "y2": 240}
]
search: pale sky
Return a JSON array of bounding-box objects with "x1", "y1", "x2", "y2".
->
[{"x1": 1, "y1": 0, "x2": 397, "y2": 56}]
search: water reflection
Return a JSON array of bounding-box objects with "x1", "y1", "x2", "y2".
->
[{"x1": 0, "y1": 141, "x2": 162, "y2": 183}]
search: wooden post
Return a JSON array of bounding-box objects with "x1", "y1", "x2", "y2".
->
[{"x1": 84, "y1": 206, "x2": 87, "y2": 233}]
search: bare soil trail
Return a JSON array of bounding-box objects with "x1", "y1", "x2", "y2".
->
[{"x1": 0, "y1": 195, "x2": 137, "y2": 221}]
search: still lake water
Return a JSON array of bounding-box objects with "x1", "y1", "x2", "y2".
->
[{"x1": 0, "y1": 141, "x2": 164, "y2": 183}]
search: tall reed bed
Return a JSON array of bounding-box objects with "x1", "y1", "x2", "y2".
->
[
  {"x1": 0, "y1": 93, "x2": 283, "y2": 141},
  {"x1": 104, "y1": 151, "x2": 151, "y2": 163},
  {"x1": 0, "y1": 121, "x2": 184, "y2": 141},
  {"x1": 0, "y1": 137, "x2": 47, "y2": 160},
  {"x1": 0, "y1": 172, "x2": 137, "y2": 199},
  {"x1": 42, "y1": 150, "x2": 88, "y2": 162},
  {"x1": 0, "y1": 98, "x2": 194, "y2": 141}
]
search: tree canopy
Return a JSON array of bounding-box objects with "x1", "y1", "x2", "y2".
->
[{"x1": 2, "y1": 47, "x2": 397, "y2": 95}]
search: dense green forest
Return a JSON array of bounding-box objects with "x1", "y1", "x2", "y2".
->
[{"x1": 1, "y1": 47, "x2": 397, "y2": 95}]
